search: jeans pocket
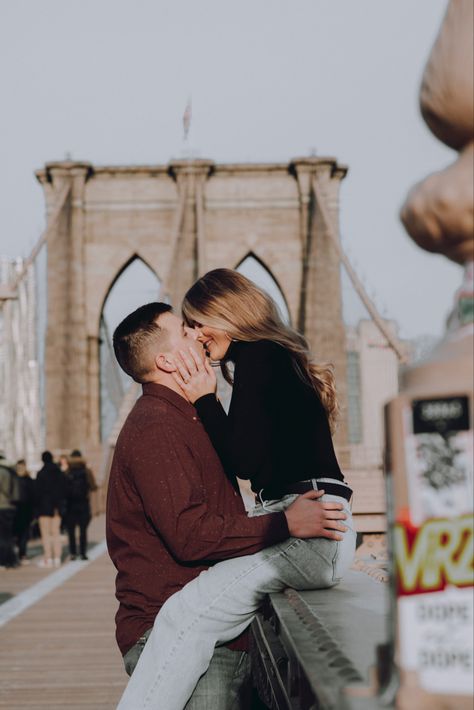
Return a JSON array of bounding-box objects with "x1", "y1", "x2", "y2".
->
[
  {"x1": 123, "y1": 629, "x2": 153, "y2": 677},
  {"x1": 284, "y1": 537, "x2": 338, "y2": 589},
  {"x1": 332, "y1": 528, "x2": 357, "y2": 583}
]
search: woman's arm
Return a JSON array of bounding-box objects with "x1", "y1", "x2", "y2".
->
[
  {"x1": 194, "y1": 394, "x2": 232, "y2": 469},
  {"x1": 175, "y1": 342, "x2": 281, "y2": 483},
  {"x1": 221, "y1": 341, "x2": 276, "y2": 480}
]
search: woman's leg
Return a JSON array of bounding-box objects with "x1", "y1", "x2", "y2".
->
[
  {"x1": 79, "y1": 507, "x2": 90, "y2": 558},
  {"x1": 117, "y1": 498, "x2": 355, "y2": 710},
  {"x1": 38, "y1": 516, "x2": 52, "y2": 562},
  {"x1": 17, "y1": 522, "x2": 30, "y2": 559},
  {"x1": 50, "y1": 514, "x2": 62, "y2": 563},
  {"x1": 67, "y1": 519, "x2": 77, "y2": 557}
]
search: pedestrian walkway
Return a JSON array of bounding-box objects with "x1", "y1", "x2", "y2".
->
[{"x1": 0, "y1": 515, "x2": 127, "y2": 709}]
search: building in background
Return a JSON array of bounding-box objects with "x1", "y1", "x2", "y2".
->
[
  {"x1": 0, "y1": 257, "x2": 42, "y2": 469},
  {"x1": 343, "y1": 318, "x2": 412, "y2": 530}
]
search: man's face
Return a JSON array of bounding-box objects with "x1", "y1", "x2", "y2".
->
[{"x1": 157, "y1": 312, "x2": 205, "y2": 367}]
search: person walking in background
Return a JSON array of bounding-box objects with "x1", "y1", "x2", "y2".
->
[
  {"x1": 64, "y1": 450, "x2": 97, "y2": 561},
  {"x1": 0, "y1": 450, "x2": 19, "y2": 569},
  {"x1": 13, "y1": 459, "x2": 35, "y2": 564},
  {"x1": 35, "y1": 451, "x2": 66, "y2": 568},
  {"x1": 57, "y1": 454, "x2": 70, "y2": 533},
  {"x1": 58, "y1": 454, "x2": 69, "y2": 473}
]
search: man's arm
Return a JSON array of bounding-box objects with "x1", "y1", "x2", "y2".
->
[
  {"x1": 133, "y1": 421, "x2": 347, "y2": 563},
  {"x1": 132, "y1": 421, "x2": 289, "y2": 563}
]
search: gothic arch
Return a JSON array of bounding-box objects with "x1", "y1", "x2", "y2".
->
[
  {"x1": 235, "y1": 252, "x2": 291, "y2": 324},
  {"x1": 97, "y1": 253, "x2": 161, "y2": 333},
  {"x1": 98, "y1": 255, "x2": 161, "y2": 441},
  {"x1": 88, "y1": 252, "x2": 161, "y2": 337}
]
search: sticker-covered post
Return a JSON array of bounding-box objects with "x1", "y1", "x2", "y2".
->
[
  {"x1": 386, "y1": 1, "x2": 474, "y2": 706},
  {"x1": 385, "y1": 358, "x2": 473, "y2": 707}
]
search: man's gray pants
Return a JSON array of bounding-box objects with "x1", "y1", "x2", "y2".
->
[{"x1": 124, "y1": 630, "x2": 251, "y2": 710}]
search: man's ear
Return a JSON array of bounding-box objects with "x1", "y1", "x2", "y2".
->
[{"x1": 155, "y1": 352, "x2": 176, "y2": 373}]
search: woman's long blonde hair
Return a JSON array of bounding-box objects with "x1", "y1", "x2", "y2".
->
[{"x1": 182, "y1": 268, "x2": 339, "y2": 432}]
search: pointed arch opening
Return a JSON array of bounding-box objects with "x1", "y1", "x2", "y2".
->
[
  {"x1": 99, "y1": 255, "x2": 161, "y2": 441},
  {"x1": 235, "y1": 253, "x2": 291, "y2": 324}
]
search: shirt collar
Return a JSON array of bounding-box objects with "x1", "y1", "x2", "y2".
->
[{"x1": 141, "y1": 382, "x2": 196, "y2": 419}]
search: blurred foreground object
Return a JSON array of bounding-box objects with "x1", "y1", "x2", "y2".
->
[
  {"x1": 387, "y1": 2, "x2": 474, "y2": 708},
  {"x1": 400, "y1": 0, "x2": 474, "y2": 264}
]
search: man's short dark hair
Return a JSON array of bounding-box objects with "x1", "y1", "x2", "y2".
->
[
  {"x1": 42, "y1": 451, "x2": 53, "y2": 464},
  {"x1": 113, "y1": 302, "x2": 173, "y2": 383}
]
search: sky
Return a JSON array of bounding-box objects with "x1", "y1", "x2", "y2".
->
[{"x1": 0, "y1": 0, "x2": 462, "y2": 340}]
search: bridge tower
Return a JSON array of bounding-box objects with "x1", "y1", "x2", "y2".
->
[{"x1": 36, "y1": 156, "x2": 349, "y2": 460}]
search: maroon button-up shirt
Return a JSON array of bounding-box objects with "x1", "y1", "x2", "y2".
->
[{"x1": 106, "y1": 383, "x2": 289, "y2": 656}]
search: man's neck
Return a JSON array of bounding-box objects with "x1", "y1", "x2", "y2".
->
[{"x1": 145, "y1": 375, "x2": 191, "y2": 403}]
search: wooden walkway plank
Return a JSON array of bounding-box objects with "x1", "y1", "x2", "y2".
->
[{"x1": 0, "y1": 517, "x2": 127, "y2": 709}]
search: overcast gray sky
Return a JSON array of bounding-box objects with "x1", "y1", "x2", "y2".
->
[{"x1": 0, "y1": 0, "x2": 461, "y2": 339}]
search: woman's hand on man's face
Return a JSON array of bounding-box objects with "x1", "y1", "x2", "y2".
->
[{"x1": 171, "y1": 346, "x2": 217, "y2": 403}]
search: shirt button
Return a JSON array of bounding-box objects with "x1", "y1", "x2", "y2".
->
[{"x1": 192, "y1": 416, "x2": 197, "y2": 421}]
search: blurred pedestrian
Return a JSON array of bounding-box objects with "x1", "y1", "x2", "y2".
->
[
  {"x1": 58, "y1": 454, "x2": 69, "y2": 473},
  {"x1": 64, "y1": 449, "x2": 97, "y2": 561},
  {"x1": 35, "y1": 451, "x2": 67, "y2": 568},
  {"x1": 13, "y1": 459, "x2": 35, "y2": 564},
  {"x1": 57, "y1": 454, "x2": 70, "y2": 533},
  {"x1": 0, "y1": 450, "x2": 19, "y2": 568}
]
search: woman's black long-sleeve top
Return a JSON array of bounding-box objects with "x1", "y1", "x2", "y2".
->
[{"x1": 194, "y1": 340, "x2": 344, "y2": 494}]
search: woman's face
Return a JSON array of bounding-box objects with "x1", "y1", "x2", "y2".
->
[{"x1": 195, "y1": 324, "x2": 231, "y2": 361}]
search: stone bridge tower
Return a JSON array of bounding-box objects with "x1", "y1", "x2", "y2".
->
[{"x1": 36, "y1": 156, "x2": 348, "y2": 460}]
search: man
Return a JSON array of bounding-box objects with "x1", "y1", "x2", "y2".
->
[
  {"x1": 106, "y1": 303, "x2": 347, "y2": 708},
  {"x1": 0, "y1": 450, "x2": 19, "y2": 568}
]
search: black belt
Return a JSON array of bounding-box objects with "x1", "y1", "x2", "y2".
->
[{"x1": 260, "y1": 479, "x2": 352, "y2": 503}]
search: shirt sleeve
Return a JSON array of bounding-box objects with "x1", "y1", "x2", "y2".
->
[
  {"x1": 194, "y1": 394, "x2": 239, "y2": 489},
  {"x1": 130, "y1": 420, "x2": 289, "y2": 564},
  {"x1": 196, "y1": 341, "x2": 281, "y2": 482}
]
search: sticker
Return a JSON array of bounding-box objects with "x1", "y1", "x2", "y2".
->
[
  {"x1": 397, "y1": 395, "x2": 474, "y2": 696},
  {"x1": 398, "y1": 586, "x2": 474, "y2": 695},
  {"x1": 404, "y1": 397, "x2": 473, "y2": 525},
  {"x1": 395, "y1": 515, "x2": 473, "y2": 596}
]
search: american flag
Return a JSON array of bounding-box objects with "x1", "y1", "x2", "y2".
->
[{"x1": 183, "y1": 98, "x2": 192, "y2": 141}]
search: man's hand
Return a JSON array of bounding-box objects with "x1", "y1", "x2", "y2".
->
[{"x1": 284, "y1": 490, "x2": 348, "y2": 540}]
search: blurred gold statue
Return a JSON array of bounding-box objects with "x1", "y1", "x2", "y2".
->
[{"x1": 401, "y1": 0, "x2": 473, "y2": 265}]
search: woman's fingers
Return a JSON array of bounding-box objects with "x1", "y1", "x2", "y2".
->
[
  {"x1": 175, "y1": 357, "x2": 193, "y2": 382},
  {"x1": 187, "y1": 346, "x2": 204, "y2": 371},
  {"x1": 204, "y1": 357, "x2": 214, "y2": 375},
  {"x1": 171, "y1": 371, "x2": 186, "y2": 389},
  {"x1": 178, "y1": 349, "x2": 198, "y2": 375}
]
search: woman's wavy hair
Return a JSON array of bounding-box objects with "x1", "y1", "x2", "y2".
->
[{"x1": 182, "y1": 268, "x2": 339, "y2": 432}]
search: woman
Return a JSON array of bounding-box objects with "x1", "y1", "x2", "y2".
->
[
  {"x1": 119, "y1": 269, "x2": 356, "y2": 710},
  {"x1": 64, "y1": 449, "x2": 97, "y2": 561},
  {"x1": 13, "y1": 459, "x2": 35, "y2": 563},
  {"x1": 35, "y1": 451, "x2": 66, "y2": 568}
]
